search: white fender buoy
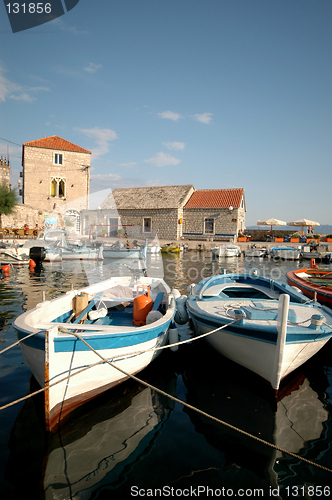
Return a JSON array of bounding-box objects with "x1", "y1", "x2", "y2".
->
[
  {"x1": 174, "y1": 295, "x2": 189, "y2": 325},
  {"x1": 169, "y1": 322, "x2": 179, "y2": 352}
]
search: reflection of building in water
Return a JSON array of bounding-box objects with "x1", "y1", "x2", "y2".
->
[{"x1": 19, "y1": 264, "x2": 90, "y2": 311}]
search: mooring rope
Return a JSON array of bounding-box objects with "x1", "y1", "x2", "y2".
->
[
  {"x1": 0, "y1": 320, "x2": 236, "y2": 412},
  {"x1": 57, "y1": 330, "x2": 332, "y2": 474},
  {"x1": 2, "y1": 321, "x2": 332, "y2": 473}
]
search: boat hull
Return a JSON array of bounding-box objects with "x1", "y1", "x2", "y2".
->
[
  {"x1": 189, "y1": 310, "x2": 328, "y2": 389},
  {"x1": 212, "y1": 245, "x2": 241, "y2": 257},
  {"x1": 103, "y1": 249, "x2": 140, "y2": 259},
  {"x1": 287, "y1": 269, "x2": 332, "y2": 307},
  {"x1": 45, "y1": 325, "x2": 170, "y2": 431},
  {"x1": 269, "y1": 247, "x2": 301, "y2": 260},
  {"x1": 187, "y1": 273, "x2": 332, "y2": 392}
]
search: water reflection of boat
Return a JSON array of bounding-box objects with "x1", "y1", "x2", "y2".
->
[
  {"x1": 44, "y1": 383, "x2": 172, "y2": 499},
  {"x1": 182, "y1": 344, "x2": 330, "y2": 489},
  {"x1": 6, "y1": 372, "x2": 175, "y2": 499}
]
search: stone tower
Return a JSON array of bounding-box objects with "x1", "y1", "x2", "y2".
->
[
  {"x1": 21, "y1": 136, "x2": 91, "y2": 212},
  {"x1": 0, "y1": 156, "x2": 10, "y2": 187}
]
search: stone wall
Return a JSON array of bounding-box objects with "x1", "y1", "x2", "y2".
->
[
  {"x1": 80, "y1": 208, "x2": 182, "y2": 240},
  {"x1": 182, "y1": 207, "x2": 245, "y2": 241},
  {"x1": 118, "y1": 208, "x2": 181, "y2": 240},
  {"x1": 1, "y1": 203, "x2": 48, "y2": 229},
  {"x1": 23, "y1": 146, "x2": 90, "y2": 212}
]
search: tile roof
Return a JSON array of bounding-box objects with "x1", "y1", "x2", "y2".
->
[
  {"x1": 111, "y1": 185, "x2": 195, "y2": 210},
  {"x1": 23, "y1": 136, "x2": 91, "y2": 153},
  {"x1": 184, "y1": 188, "x2": 245, "y2": 208}
]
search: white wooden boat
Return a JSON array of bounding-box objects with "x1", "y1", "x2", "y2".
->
[
  {"x1": 186, "y1": 273, "x2": 332, "y2": 393},
  {"x1": 268, "y1": 246, "x2": 301, "y2": 260},
  {"x1": 212, "y1": 244, "x2": 241, "y2": 258},
  {"x1": 299, "y1": 244, "x2": 332, "y2": 263},
  {"x1": 20, "y1": 229, "x2": 103, "y2": 262},
  {"x1": 244, "y1": 244, "x2": 267, "y2": 258},
  {"x1": 14, "y1": 275, "x2": 177, "y2": 431},
  {"x1": 103, "y1": 239, "x2": 147, "y2": 260},
  {"x1": 0, "y1": 247, "x2": 30, "y2": 265}
]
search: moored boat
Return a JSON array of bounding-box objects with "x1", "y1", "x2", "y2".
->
[
  {"x1": 244, "y1": 244, "x2": 267, "y2": 258},
  {"x1": 268, "y1": 246, "x2": 301, "y2": 260},
  {"x1": 299, "y1": 243, "x2": 332, "y2": 263},
  {"x1": 186, "y1": 272, "x2": 332, "y2": 393},
  {"x1": 103, "y1": 239, "x2": 148, "y2": 260},
  {"x1": 14, "y1": 274, "x2": 178, "y2": 431},
  {"x1": 160, "y1": 243, "x2": 182, "y2": 253},
  {"x1": 0, "y1": 248, "x2": 31, "y2": 265},
  {"x1": 212, "y1": 244, "x2": 241, "y2": 258},
  {"x1": 20, "y1": 229, "x2": 103, "y2": 262},
  {"x1": 286, "y1": 267, "x2": 332, "y2": 307}
]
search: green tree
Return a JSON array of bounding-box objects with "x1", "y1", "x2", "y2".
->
[{"x1": 0, "y1": 183, "x2": 19, "y2": 228}]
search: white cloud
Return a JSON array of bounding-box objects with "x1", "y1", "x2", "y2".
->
[
  {"x1": 118, "y1": 162, "x2": 137, "y2": 167},
  {"x1": 193, "y1": 112, "x2": 213, "y2": 124},
  {"x1": 0, "y1": 66, "x2": 50, "y2": 102},
  {"x1": 84, "y1": 63, "x2": 102, "y2": 74},
  {"x1": 162, "y1": 141, "x2": 185, "y2": 151},
  {"x1": 91, "y1": 173, "x2": 122, "y2": 181},
  {"x1": 158, "y1": 110, "x2": 183, "y2": 121},
  {"x1": 144, "y1": 151, "x2": 180, "y2": 167},
  {"x1": 9, "y1": 93, "x2": 35, "y2": 102},
  {"x1": 52, "y1": 18, "x2": 88, "y2": 35},
  {"x1": 78, "y1": 127, "x2": 118, "y2": 158}
]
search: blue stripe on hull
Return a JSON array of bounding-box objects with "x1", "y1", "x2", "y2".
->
[
  {"x1": 189, "y1": 311, "x2": 277, "y2": 344},
  {"x1": 54, "y1": 324, "x2": 170, "y2": 352},
  {"x1": 16, "y1": 322, "x2": 171, "y2": 353},
  {"x1": 189, "y1": 310, "x2": 332, "y2": 345}
]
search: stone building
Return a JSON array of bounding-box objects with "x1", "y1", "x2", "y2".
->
[
  {"x1": 80, "y1": 185, "x2": 246, "y2": 241},
  {"x1": 80, "y1": 185, "x2": 195, "y2": 239},
  {"x1": 0, "y1": 156, "x2": 10, "y2": 187},
  {"x1": 183, "y1": 188, "x2": 246, "y2": 240},
  {"x1": 21, "y1": 136, "x2": 91, "y2": 213}
]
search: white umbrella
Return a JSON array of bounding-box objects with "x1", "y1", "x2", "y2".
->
[
  {"x1": 257, "y1": 218, "x2": 286, "y2": 235},
  {"x1": 287, "y1": 218, "x2": 320, "y2": 235}
]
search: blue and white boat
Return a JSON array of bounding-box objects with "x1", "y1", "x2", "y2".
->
[
  {"x1": 187, "y1": 272, "x2": 332, "y2": 393},
  {"x1": 20, "y1": 229, "x2": 103, "y2": 262},
  {"x1": 268, "y1": 246, "x2": 301, "y2": 260},
  {"x1": 14, "y1": 274, "x2": 177, "y2": 431},
  {"x1": 103, "y1": 238, "x2": 148, "y2": 260}
]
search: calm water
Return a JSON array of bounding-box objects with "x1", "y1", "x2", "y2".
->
[{"x1": 0, "y1": 252, "x2": 332, "y2": 499}]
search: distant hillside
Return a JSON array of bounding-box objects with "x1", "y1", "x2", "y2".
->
[{"x1": 247, "y1": 225, "x2": 332, "y2": 234}]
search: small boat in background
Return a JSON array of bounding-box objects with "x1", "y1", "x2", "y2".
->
[
  {"x1": 286, "y1": 267, "x2": 332, "y2": 307},
  {"x1": 103, "y1": 239, "x2": 148, "y2": 260},
  {"x1": 20, "y1": 229, "x2": 102, "y2": 262},
  {"x1": 0, "y1": 248, "x2": 30, "y2": 265},
  {"x1": 299, "y1": 243, "x2": 332, "y2": 263},
  {"x1": 186, "y1": 272, "x2": 332, "y2": 393},
  {"x1": 161, "y1": 243, "x2": 182, "y2": 253},
  {"x1": 244, "y1": 244, "x2": 267, "y2": 258},
  {"x1": 212, "y1": 244, "x2": 241, "y2": 258},
  {"x1": 268, "y1": 246, "x2": 301, "y2": 260}
]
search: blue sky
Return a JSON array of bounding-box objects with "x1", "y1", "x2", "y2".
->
[{"x1": 1, "y1": 0, "x2": 331, "y2": 226}]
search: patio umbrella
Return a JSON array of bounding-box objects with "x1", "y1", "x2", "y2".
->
[
  {"x1": 257, "y1": 218, "x2": 287, "y2": 235},
  {"x1": 286, "y1": 218, "x2": 320, "y2": 235}
]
